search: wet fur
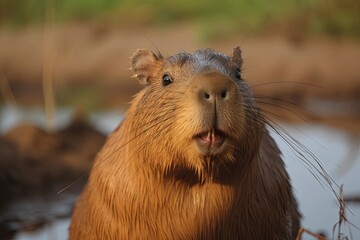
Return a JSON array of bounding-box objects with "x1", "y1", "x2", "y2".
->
[{"x1": 70, "y1": 48, "x2": 300, "y2": 239}]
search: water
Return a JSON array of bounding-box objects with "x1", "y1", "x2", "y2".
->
[
  {"x1": 1, "y1": 106, "x2": 359, "y2": 239},
  {"x1": 1, "y1": 195, "x2": 76, "y2": 240},
  {"x1": 15, "y1": 219, "x2": 69, "y2": 240},
  {"x1": 272, "y1": 124, "x2": 360, "y2": 238}
]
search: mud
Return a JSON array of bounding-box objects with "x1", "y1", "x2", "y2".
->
[{"x1": 0, "y1": 114, "x2": 106, "y2": 238}]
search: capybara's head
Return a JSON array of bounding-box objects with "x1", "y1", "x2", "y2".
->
[{"x1": 128, "y1": 48, "x2": 262, "y2": 182}]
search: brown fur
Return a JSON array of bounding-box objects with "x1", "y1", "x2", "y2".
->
[{"x1": 70, "y1": 48, "x2": 300, "y2": 239}]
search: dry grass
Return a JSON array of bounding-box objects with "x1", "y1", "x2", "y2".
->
[
  {"x1": 296, "y1": 185, "x2": 359, "y2": 240},
  {"x1": 42, "y1": 0, "x2": 57, "y2": 132},
  {"x1": 0, "y1": 66, "x2": 17, "y2": 106}
]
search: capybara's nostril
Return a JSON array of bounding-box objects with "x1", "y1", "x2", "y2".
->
[
  {"x1": 204, "y1": 92, "x2": 211, "y2": 99},
  {"x1": 220, "y1": 90, "x2": 227, "y2": 99}
]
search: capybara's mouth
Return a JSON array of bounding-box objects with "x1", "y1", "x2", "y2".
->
[{"x1": 193, "y1": 128, "x2": 226, "y2": 155}]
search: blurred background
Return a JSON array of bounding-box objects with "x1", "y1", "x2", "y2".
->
[{"x1": 0, "y1": 0, "x2": 359, "y2": 239}]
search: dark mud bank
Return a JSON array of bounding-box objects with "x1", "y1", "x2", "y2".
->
[{"x1": 0, "y1": 117, "x2": 106, "y2": 239}]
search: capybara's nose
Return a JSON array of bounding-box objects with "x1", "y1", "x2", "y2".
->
[{"x1": 193, "y1": 71, "x2": 233, "y2": 105}]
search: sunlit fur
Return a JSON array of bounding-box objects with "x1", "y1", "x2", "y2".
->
[{"x1": 70, "y1": 48, "x2": 300, "y2": 239}]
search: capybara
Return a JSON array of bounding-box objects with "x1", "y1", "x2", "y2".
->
[{"x1": 70, "y1": 47, "x2": 300, "y2": 239}]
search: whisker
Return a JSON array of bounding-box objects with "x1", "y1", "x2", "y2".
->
[
  {"x1": 103, "y1": 108, "x2": 183, "y2": 160},
  {"x1": 57, "y1": 172, "x2": 88, "y2": 194},
  {"x1": 254, "y1": 95, "x2": 314, "y2": 114},
  {"x1": 255, "y1": 100, "x2": 308, "y2": 122},
  {"x1": 251, "y1": 81, "x2": 322, "y2": 89},
  {"x1": 264, "y1": 118, "x2": 341, "y2": 202}
]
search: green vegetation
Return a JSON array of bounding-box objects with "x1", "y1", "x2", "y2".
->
[
  {"x1": 0, "y1": 0, "x2": 359, "y2": 39},
  {"x1": 0, "y1": 0, "x2": 119, "y2": 24},
  {"x1": 58, "y1": 86, "x2": 105, "y2": 112}
]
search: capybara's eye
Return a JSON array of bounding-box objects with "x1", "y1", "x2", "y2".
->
[
  {"x1": 235, "y1": 68, "x2": 242, "y2": 80},
  {"x1": 162, "y1": 74, "x2": 173, "y2": 86}
]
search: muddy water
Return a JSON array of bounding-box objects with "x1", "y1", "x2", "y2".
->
[{"x1": 1, "y1": 107, "x2": 359, "y2": 239}]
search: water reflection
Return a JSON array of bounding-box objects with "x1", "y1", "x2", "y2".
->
[
  {"x1": 1, "y1": 194, "x2": 75, "y2": 240},
  {"x1": 0, "y1": 107, "x2": 359, "y2": 239},
  {"x1": 15, "y1": 219, "x2": 69, "y2": 240}
]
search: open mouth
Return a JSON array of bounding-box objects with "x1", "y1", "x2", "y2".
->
[{"x1": 193, "y1": 129, "x2": 226, "y2": 155}]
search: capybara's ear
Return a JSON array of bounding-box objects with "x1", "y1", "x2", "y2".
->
[
  {"x1": 231, "y1": 46, "x2": 243, "y2": 67},
  {"x1": 131, "y1": 49, "x2": 162, "y2": 85}
]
